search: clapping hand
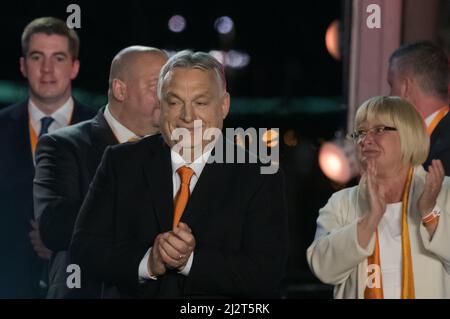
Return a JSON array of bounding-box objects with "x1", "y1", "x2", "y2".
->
[
  {"x1": 365, "y1": 159, "x2": 387, "y2": 220},
  {"x1": 418, "y1": 159, "x2": 444, "y2": 216}
]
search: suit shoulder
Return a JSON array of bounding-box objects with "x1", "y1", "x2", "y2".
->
[
  {"x1": 38, "y1": 119, "x2": 93, "y2": 151},
  {"x1": 73, "y1": 100, "x2": 96, "y2": 120},
  {"x1": 107, "y1": 134, "x2": 163, "y2": 159},
  {"x1": 53, "y1": 119, "x2": 92, "y2": 139},
  {"x1": 0, "y1": 101, "x2": 27, "y2": 120},
  {"x1": 227, "y1": 148, "x2": 283, "y2": 181}
]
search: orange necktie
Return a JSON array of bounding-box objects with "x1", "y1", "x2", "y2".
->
[{"x1": 173, "y1": 166, "x2": 195, "y2": 229}]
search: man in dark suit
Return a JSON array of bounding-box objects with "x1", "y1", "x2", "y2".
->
[
  {"x1": 71, "y1": 50, "x2": 288, "y2": 298},
  {"x1": 388, "y1": 41, "x2": 450, "y2": 174},
  {"x1": 34, "y1": 46, "x2": 168, "y2": 298},
  {"x1": 0, "y1": 17, "x2": 95, "y2": 298}
]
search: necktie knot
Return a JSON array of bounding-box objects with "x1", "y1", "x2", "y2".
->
[
  {"x1": 39, "y1": 116, "x2": 54, "y2": 137},
  {"x1": 177, "y1": 166, "x2": 195, "y2": 185}
]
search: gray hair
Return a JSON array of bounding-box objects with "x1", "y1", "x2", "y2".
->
[
  {"x1": 389, "y1": 41, "x2": 449, "y2": 101},
  {"x1": 157, "y1": 50, "x2": 226, "y2": 99}
]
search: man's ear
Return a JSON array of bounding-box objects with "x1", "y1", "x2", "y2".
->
[
  {"x1": 20, "y1": 57, "x2": 27, "y2": 78},
  {"x1": 70, "y1": 59, "x2": 80, "y2": 80},
  {"x1": 401, "y1": 76, "x2": 413, "y2": 99},
  {"x1": 112, "y1": 79, "x2": 126, "y2": 102},
  {"x1": 221, "y1": 92, "x2": 230, "y2": 119}
]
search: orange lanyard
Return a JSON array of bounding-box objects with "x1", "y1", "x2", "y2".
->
[
  {"x1": 427, "y1": 106, "x2": 449, "y2": 136},
  {"x1": 29, "y1": 121, "x2": 38, "y2": 155}
]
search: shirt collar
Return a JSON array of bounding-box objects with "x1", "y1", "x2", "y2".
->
[
  {"x1": 103, "y1": 104, "x2": 139, "y2": 144},
  {"x1": 425, "y1": 108, "x2": 441, "y2": 127},
  {"x1": 28, "y1": 97, "x2": 74, "y2": 130},
  {"x1": 170, "y1": 147, "x2": 213, "y2": 179}
]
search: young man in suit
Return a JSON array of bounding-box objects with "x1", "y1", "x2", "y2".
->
[
  {"x1": 33, "y1": 46, "x2": 168, "y2": 298},
  {"x1": 0, "y1": 17, "x2": 95, "y2": 298},
  {"x1": 71, "y1": 50, "x2": 288, "y2": 298},
  {"x1": 388, "y1": 41, "x2": 450, "y2": 174}
]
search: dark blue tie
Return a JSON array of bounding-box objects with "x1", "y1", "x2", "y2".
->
[{"x1": 39, "y1": 116, "x2": 54, "y2": 137}]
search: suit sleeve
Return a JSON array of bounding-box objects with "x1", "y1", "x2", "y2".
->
[
  {"x1": 70, "y1": 147, "x2": 153, "y2": 296},
  {"x1": 34, "y1": 135, "x2": 82, "y2": 251},
  {"x1": 306, "y1": 191, "x2": 375, "y2": 285},
  {"x1": 185, "y1": 169, "x2": 289, "y2": 297}
]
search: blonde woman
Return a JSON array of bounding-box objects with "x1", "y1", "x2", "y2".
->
[{"x1": 307, "y1": 96, "x2": 450, "y2": 298}]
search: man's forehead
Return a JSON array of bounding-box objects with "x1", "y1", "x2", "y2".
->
[
  {"x1": 28, "y1": 33, "x2": 70, "y2": 52},
  {"x1": 164, "y1": 68, "x2": 218, "y2": 87}
]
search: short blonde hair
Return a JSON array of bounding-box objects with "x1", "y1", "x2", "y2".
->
[{"x1": 354, "y1": 96, "x2": 429, "y2": 166}]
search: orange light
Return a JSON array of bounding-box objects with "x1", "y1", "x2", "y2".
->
[
  {"x1": 325, "y1": 20, "x2": 340, "y2": 60},
  {"x1": 319, "y1": 140, "x2": 358, "y2": 184},
  {"x1": 283, "y1": 130, "x2": 298, "y2": 147},
  {"x1": 263, "y1": 129, "x2": 279, "y2": 148}
]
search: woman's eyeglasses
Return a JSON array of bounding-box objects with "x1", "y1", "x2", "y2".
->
[{"x1": 347, "y1": 126, "x2": 397, "y2": 143}]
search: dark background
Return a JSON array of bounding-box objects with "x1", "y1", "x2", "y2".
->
[
  {"x1": 0, "y1": 0, "x2": 347, "y2": 297},
  {"x1": 0, "y1": 0, "x2": 343, "y2": 98}
]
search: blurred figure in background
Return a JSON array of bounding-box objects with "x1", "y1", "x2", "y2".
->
[
  {"x1": 0, "y1": 17, "x2": 95, "y2": 298},
  {"x1": 34, "y1": 46, "x2": 167, "y2": 298},
  {"x1": 388, "y1": 41, "x2": 450, "y2": 174}
]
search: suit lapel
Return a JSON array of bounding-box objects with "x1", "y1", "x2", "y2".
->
[
  {"x1": 71, "y1": 99, "x2": 83, "y2": 124},
  {"x1": 88, "y1": 108, "x2": 119, "y2": 176},
  {"x1": 144, "y1": 137, "x2": 174, "y2": 232},
  {"x1": 428, "y1": 111, "x2": 450, "y2": 162},
  {"x1": 71, "y1": 99, "x2": 95, "y2": 124},
  {"x1": 180, "y1": 141, "x2": 233, "y2": 235},
  {"x1": 10, "y1": 101, "x2": 35, "y2": 174}
]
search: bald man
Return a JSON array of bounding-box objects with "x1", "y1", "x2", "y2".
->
[{"x1": 33, "y1": 46, "x2": 168, "y2": 298}]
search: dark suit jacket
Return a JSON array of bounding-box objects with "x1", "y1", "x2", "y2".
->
[
  {"x1": 34, "y1": 108, "x2": 119, "y2": 298},
  {"x1": 0, "y1": 99, "x2": 95, "y2": 298},
  {"x1": 71, "y1": 135, "x2": 288, "y2": 298},
  {"x1": 425, "y1": 111, "x2": 450, "y2": 175}
]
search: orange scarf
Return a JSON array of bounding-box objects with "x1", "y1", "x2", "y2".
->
[{"x1": 365, "y1": 167, "x2": 415, "y2": 299}]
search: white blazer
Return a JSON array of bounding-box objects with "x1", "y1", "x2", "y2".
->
[{"x1": 307, "y1": 166, "x2": 450, "y2": 298}]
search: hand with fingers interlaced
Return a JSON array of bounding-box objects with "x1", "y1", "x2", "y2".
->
[
  {"x1": 158, "y1": 222, "x2": 196, "y2": 270},
  {"x1": 147, "y1": 233, "x2": 167, "y2": 277}
]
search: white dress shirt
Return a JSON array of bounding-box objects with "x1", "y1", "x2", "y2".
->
[
  {"x1": 378, "y1": 202, "x2": 402, "y2": 299},
  {"x1": 138, "y1": 147, "x2": 213, "y2": 281},
  {"x1": 103, "y1": 104, "x2": 140, "y2": 143},
  {"x1": 28, "y1": 97, "x2": 74, "y2": 135}
]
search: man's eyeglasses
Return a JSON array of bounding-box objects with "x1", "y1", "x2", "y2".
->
[{"x1": 347, "y1": 126, "x2": 397, "y2": 142}]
